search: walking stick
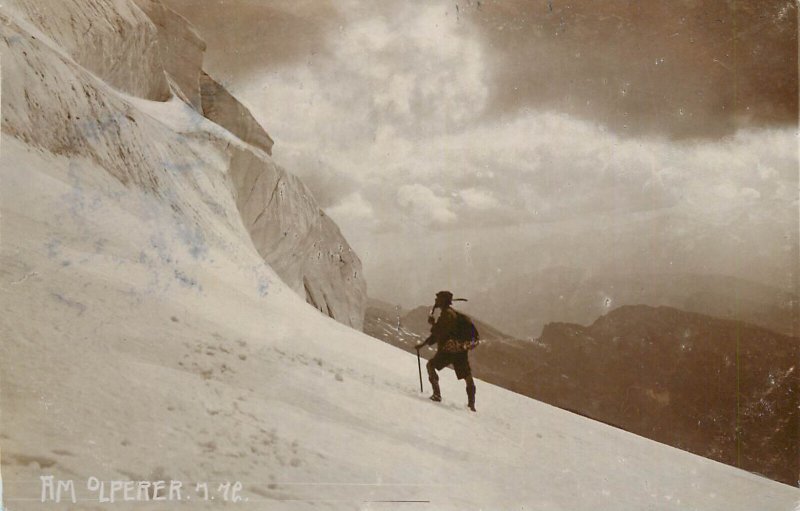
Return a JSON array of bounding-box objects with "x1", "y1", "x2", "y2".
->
[{"x1": 416, "y1": 347, "x2": 423, "y2": 392}]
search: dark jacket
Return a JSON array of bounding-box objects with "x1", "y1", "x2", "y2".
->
[{"x1": 423, "y1": 307, "x2": 459, "y2": 347}]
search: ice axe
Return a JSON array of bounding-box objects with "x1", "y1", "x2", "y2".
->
[{"x1": 416, "y1": 347, "x2": 423, "y2": 393}]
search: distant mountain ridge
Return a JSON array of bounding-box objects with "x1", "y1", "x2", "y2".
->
[
  {"x1": 470, "y1": 269, "x2": 798, "y2": 338},
  {"x1": 534, "y1": 305, "x2": 798, "y2": 486},
  {"x1": 365, "y1": 301, "x2": 799, "y2": 486}
]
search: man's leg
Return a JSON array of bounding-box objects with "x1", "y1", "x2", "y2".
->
[
  {"x1": 465, "y1": 375, "x2": 476, "y2": 412},
  {"x1": 426, "y1": 359, "x2": 442, "y2": 401},
  {"x1": 454, "y1": 353, "x2": 476, "y2": 412}
]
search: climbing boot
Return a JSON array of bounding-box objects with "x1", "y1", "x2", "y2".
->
[
  {"x1": 429, "y1": 380, "x2": 442, "y2": 402},
  {"x1": 466, "y1": 384, "x2": 476, "y2": 412}
]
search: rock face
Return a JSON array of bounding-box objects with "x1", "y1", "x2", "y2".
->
[
  {"x1": 366, "y1": 302, "x2": 799, "y2": 486},
  {"x1": 130, "y1": 0, "x2": 274, "y2": 156},
  {"x1": 1, "y1": 10, "x2": 182, "y2": 192},
  {"x1": 125, "y1": 0, "x2": 362, "y2": 327},
  {"x1": 132, "y1": 0, "x2": 206, "y2": 109},
  {"x1": 4, "y1": 0, "x2": 170, "y2": 101},
  {"x1": 131, "y1": 0, "x2": 357, "y2": 326},
  {"x1": 228, "y1": 148, "x2": 366, "y2": 329},
  {"x1": 199, "y1": 72, "x2": 274, "y2": 155}
]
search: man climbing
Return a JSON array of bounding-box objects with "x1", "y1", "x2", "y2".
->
[{"x1": 415, "y1": 291, "x2": 478, "y2": 412}]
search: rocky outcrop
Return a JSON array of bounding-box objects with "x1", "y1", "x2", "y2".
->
[
  {"x1": 4, "y1": 0, "x2": 170, "y2": 101},
  {"x1": 132, "y1": 0, "x2": 206, "y2": 109},
  {"x1": 227, "y1": 148, "x2": 366, "y2": 329},
  {"x1": 128, "y1": 0, "x2": 273, "y2": 158},
  {"x1": 200, "y1": 72, "x2": 274, "y2": 155}
]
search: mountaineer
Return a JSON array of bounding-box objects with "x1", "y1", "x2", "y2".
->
[{"x1": 415, "y1": 291, "x2": 480, "y2": 412}]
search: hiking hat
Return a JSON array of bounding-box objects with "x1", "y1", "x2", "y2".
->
[{"x1": 435, "y1": 291, "x2": 454, "y2": 305}]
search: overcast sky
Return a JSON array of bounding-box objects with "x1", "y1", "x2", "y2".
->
[{"x1": 164, "y1": 0, "x2": 798, "y2": 307}]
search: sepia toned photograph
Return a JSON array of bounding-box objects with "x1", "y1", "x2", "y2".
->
[{"x1": 0, "y1": 0, "x2": 798, "y2": 509}]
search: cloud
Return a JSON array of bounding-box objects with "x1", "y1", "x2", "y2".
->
[
  {"x1": 459, "y1": 188, "x2": 499, "y2": 210},
  {"x1": 462, "y1": 0, "x2": 798, "y2": 138},
  {"x1": 396, "y1": 184, "x2": 457, "y2": 226},
  {"x1": 329, "y1": 3, "x2": 489, "y2": 136},
  {"x1": 200, "y1": 0, "x2": 797, "y2": 304},
  {"x1": 166, "y1": 0, "x2": 796, "y2": 140},
  {"x1": 326, "y1": 192, "x2": 379, "y2": 230},
  {"x1": 712, "y1": 184, "x2": 761, "y2": 202},
  {"x1": 229, "y1": 0, "x2": 797, "y2": 242},
  {"x1": 229, "y1": 1, "x2": 492, "y2": 231}
]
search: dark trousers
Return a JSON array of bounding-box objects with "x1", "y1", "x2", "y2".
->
[{"x1": 426, "y1": 352, "x2": 476, "y2": 402}]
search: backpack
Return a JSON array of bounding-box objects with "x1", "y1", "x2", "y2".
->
[{"x1": 442, "y1": 310, "x2": 480, "y2": 352}]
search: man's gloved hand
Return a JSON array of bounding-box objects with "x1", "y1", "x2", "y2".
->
[{"x1": 414, "y1": 342, "x2": 426, "y2": 350}]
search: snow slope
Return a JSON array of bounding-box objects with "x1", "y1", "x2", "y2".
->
[{"x1": 1, "y1": 2, "x2": 799, "y2": 511}]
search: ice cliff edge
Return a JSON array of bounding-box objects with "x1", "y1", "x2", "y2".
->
[{"x1": 2, "y1": 0, "x2": 366, "y2": 329}]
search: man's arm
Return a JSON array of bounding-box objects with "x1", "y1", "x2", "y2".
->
[
  {"x1": 416, "y1": 309, "x2": 457, "y2": 349},
  {"x1": 415, "y1": 334, "x2": 435, "y2": 350}
]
